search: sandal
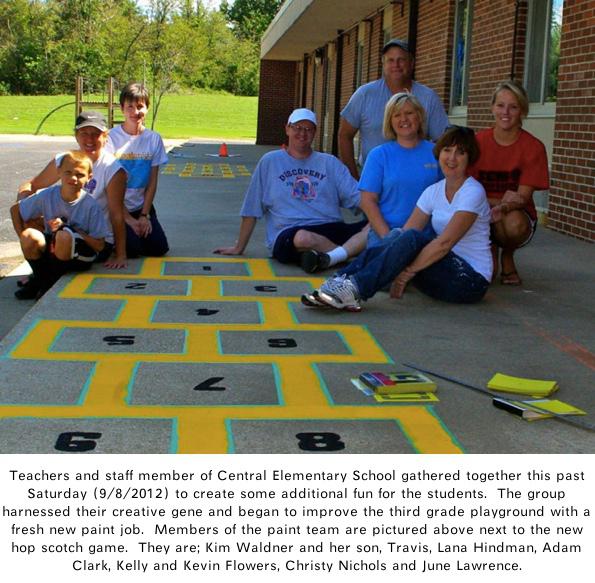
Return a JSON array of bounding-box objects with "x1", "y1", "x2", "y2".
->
[{"x1": 500, "y1": 271, "x2": 522, "y2": 286}]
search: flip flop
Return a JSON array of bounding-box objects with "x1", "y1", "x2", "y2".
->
[{"x1": 500, "y1": 271, "x2": 522, "y2": 286}]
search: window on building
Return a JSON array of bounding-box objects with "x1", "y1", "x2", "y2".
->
[
  {"x1": 525, "y1": 0, "x2": 563, "y2": 103},
  {"x1": 450, "y1": 0, "x2": 472, "y2": 109},
  {"x1": 383, "y1": 5, "x2": 393, "y2": 46},
  {"x1": 355, "y1": 41, "x2": 364, "y2": 89}
]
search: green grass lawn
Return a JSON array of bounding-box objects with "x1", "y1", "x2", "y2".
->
[{"x1": 0, "y1": 93, "x2": 258, "y2": 140}]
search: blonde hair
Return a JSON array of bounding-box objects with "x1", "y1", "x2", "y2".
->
[
  {"x1": 492, "y1": 80, "x2": 529, "y2": 118},
  {"x1": 60, "y1": 150, "x2": 93, "y2": 174},
  {"x1": 383, "y1": 92, "x2": 427, "y2": 140}
]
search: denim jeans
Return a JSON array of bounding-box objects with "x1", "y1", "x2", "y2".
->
[
  {"x1": 338, "y1": 229, "x2": 489, "y2": 304},
  {"x1": 126, "y1": 206, "x2": 169, "y2": 258}
]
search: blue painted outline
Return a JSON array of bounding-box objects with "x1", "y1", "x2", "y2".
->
[
  {"x1": 361, "y1": 325, "x2": 395, "y2": 363},
  {"x1": 124, "y1": 362, "x2": 141, "y2": 405},
  {"x1": 0, "y1": 415, "x2": 178, "y2": 454},
  {"x1": 257, "y1": 302, "x2": 265, "y2": 324},
  {"x1": 219, "y1": 280, "x2": 225, "y2": 297},
  {"x1": 335, "y1": 330, "x2": 354, "y2": 355},
  {"x1": 48, "y1": 325, "x2": 67, "y2": 353},
  {"x1": 83, "y1": 277, "x2": 96, "y2": 295},
  {"x1": 77, "y1": 362, "x2": 98, "y2": 405},
  {"x1": 113, "y1": 300, "x2": 127, "y2": 322},
  {"x1": 0, "y1": 360, "x2": 95, "y2": 407},
  {"x1": 184, "y1": 280, "x2": 191, "y2": 296},
  {"x1": 272, "y1": 363, "x2": 285, "y2": 406},
  {"x1": 48, "y1": 327, "x2": 188, "y2": 356},
  {"x1": 149, "y1": 300, "x2": 160, "y2": 323},
  {"x1": 225, "y1": 419, "x2": 236, "y2": 453},
  {"x1": 425, "y1": 405, "x2": 465, "y2": 453},
  {"x1": 217, "y1": 330, "x2": 352, "y2": 357},
  {"x1": 287, "y1": 301, "x2": 299, "y2": 325},
  {"x1": 312, "y1": 363, "x2": 334, "y2": 405},
  {"x1": 169, "y1": 418, "x2": 179, "y2": 453},
  {"x1": 122, "y1": 361, "x2": 281, "y2": 408},
  {"x1": 266, "y1": 258, "x2": 277, "y2": 277},
  {"x1": 4, "y1": 317, "x2": 43, "y2": 358},
  {"x1": 225, "y1": 417, "x2": 427, "y2": 447}
]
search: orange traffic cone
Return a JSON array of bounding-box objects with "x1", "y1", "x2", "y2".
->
[{"x1": 218, "y1": 143, "x2": 229, "y2": 157}]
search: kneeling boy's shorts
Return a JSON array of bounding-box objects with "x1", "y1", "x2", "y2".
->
[{"x1": 46, "y1": 227, "x2": 98, "y2": 264}]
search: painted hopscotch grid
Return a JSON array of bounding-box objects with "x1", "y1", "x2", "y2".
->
[
  {"x1": 0, "y1": 257, "x2": 461, "y2": 454},
  {"x1": 161, "y1": 163, "x2": 252, "y2": 178}
]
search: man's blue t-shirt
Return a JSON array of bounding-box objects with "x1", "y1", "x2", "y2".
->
[{"x1": 358, "y1": 140, "x2": 442, "y2": 229}]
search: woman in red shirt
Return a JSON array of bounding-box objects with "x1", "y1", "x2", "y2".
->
[{"x1": 470, "y1": 80, "x2": 549, "y2": 285}]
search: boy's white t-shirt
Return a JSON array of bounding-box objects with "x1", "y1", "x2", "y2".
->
[
  {"x1": 106, "y1": 125, "x2": 168, "y2": 212},
  {"x1": 416, "y1": 176, "x2": 492, "y2": 281}
]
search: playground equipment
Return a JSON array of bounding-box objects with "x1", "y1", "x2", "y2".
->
[
  {"x1": 75, "y1": 77, "x2": 121, "y2": 127},
  {"x1": 34, "y1": 77, "x2": 121, "y2": 135}
]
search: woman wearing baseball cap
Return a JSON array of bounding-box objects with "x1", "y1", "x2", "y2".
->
[{"x1": 17, "y1": 110, "x2": 128, "y2": 272}]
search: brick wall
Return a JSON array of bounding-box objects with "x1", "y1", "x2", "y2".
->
[
  {"x1": 312, "y1": 55, "x2": 325, "y2": 150},
  {"x1": 391, "y1": 0, "x2": 410, "y2": 39},
  {"x1": 467, "y1": 0, "x2": 522, "y2": 129},
  {"x1": 323, "y1": 44, "x2": 338, "y2": 154},
  {"x1": 256, "y1": 60, "x2": 298, "y2": 145},
  {"x1": 367, "y1": 14, "x2": 384, "y2": 83},
  {"x1": 548, "y1": 0, "x2": 595, "y2": 241},
  {"x1": 340, "y1": 29, "x2": 358, "y2": 110},
  {"x1": 415, "y1": 0, "x2": 454, "y2": 106}
]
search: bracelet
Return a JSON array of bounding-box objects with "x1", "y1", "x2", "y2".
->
[{"x1": 140, "y1": 213, "x2": 149, "y2": 218}]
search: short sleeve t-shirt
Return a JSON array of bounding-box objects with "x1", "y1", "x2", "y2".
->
[
  {"x1": 55, "y1": 150, "x2": 124, "y2": 244},
  {"x1": 106, "y1": 125, "x2": 168, "y2": 212},
  {"x1": 358, "y1": 140, "x2": 442, "y2": 229},
  {"x1": 469, "y1": 128, "x2": 549, "y2": 220},
  {"x1": 240, "y1": 149, "x2": 360, "y2": 251},
  {"x1": 18, "y1": 184, "x2": 109, "y2": 240},
  {"x1": 340, "y1": 79, "x2": 449, "y2": 163},
  {"x1": 416, "y1": 176, "x2": 492, "y2": 281}
]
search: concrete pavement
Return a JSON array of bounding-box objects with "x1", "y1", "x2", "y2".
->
[{"x1": 0, "y1": 140, "x2": 593, "y2": 454}]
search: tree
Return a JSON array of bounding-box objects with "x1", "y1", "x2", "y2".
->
[{"x1": 220, "y1": 0, "x2": 282, "y2": 43}]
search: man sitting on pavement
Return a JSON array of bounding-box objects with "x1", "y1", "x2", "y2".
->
[
  {"x1": 214, "y1": 108, "x2": 367, "y2": 273},
  {"x1": 339, "y1": 38, "x2": 449, "y2": 180}
]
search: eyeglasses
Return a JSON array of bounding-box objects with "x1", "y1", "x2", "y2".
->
[{"x1": 290, "y1": 124, "x2": 315, "y2": 135}]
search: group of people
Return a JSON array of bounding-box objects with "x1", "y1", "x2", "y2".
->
[
  {"x1": 11, "y1": 83, "x2": 170, "y2": 299},
  {"x1": 11, "y1": 39, "x2": 549, "y2": 312},
  {"x1": 219, "y1": 39, "x2": 549, "y2": 311}
]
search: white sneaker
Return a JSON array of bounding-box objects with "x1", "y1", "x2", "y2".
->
[
  {"x1": 301, "y1": 290, "x2": 329, "y2": 308},
  {"x1": 318, "y1": 275, "x2": 362, "y2": 311}
]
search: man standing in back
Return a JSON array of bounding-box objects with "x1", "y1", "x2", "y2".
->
[{"x1": 339, "y1": 38, "x2": 449, "y2": 179}]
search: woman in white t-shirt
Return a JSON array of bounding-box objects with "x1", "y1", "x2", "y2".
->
[
  {"x1": 303, "y1": 126, "x2": 492, "y2": 311},
  {"x1": 17, "y1": 111, "x2": 128, "y2": 270}
]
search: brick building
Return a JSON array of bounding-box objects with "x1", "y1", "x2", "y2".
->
[{"x1": 257, "y1": 0, "x2": 594, "y2": 242}]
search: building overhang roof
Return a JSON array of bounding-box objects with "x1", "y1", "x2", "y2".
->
[{"x1": 261, "y1": 0, "x2": 386, "y2": 61}]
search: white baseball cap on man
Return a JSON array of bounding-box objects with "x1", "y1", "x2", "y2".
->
[{"x1": 287, "y1": 108, "x2": 317, "y2": 126}]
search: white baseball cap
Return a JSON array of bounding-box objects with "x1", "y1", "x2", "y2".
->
[{"x1": 287, "y1": 108, "x2": 317, "y2": 126}]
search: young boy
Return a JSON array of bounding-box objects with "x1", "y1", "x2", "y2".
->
[
  {"x1": 11, "y1": 151, "x2": 108, "y2": 300},
  {"x1": 106, "y1": 82, "x2": 169, "y2": 257}
]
